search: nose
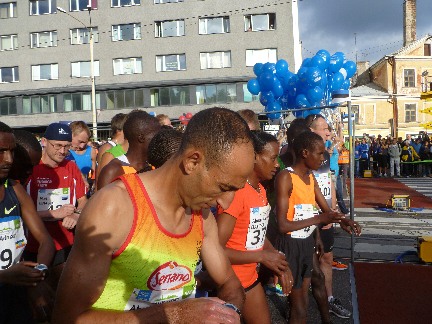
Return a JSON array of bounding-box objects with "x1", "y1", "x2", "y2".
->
[
  {"x1": 216, "y1": 191, "x2": 235, "y2": 210},
  {"x1": 4, "y1": 150, "x2": 13, "y2": 164}
]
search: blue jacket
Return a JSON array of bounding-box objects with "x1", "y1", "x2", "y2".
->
[{"x1": 359, "y1": 143, "x2": 369, "y2": 159}]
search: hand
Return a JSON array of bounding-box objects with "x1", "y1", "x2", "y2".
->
[
  {"x1": 52, "y1": 204, "x2": 75, "y2": 219},
  {"x1": 275, "y1": 268, "x2": 294, "y2": 296},
  {"x1": 174, "y1": 298, "x2": 240, "y2": 324},
  {"x1": 0, "y1": 261, "x2": 45, "y2": 286},
  {"x1": 260, "y1": 250, "x2": 289, "y2": 277},
  {"x1": 340, "y1": 219, "x2": 362, "y2": 236},
  {"x1": 318, "y1": 211, "x2": 345, "y2": 224},
  {"x1": 62, "y1": 213, "x2": 79, "y2": 230}
]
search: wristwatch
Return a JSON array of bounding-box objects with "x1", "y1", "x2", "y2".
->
[
  {"x1": 223, "y1": 303, "x2": 242, "y2": 317},
  {"x1": 34, "y1": 263, "x2": 49, "y2": 276}
]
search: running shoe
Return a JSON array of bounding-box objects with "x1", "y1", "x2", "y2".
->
[
  {"x1": 329, "y1": 297, "x2": 352, "y2": 318},
  {"x1": 332, "y1": 260, "x2": 348, "y2": 271},
  {"x1": 264, "y1": 283, "x2": 284, "y2": 297}
]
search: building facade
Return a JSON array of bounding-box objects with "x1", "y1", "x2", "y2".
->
[{"x1": 0, "y1": 0, "x2": 300, "y2": 137}]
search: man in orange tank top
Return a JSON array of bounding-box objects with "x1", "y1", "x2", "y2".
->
[{"x1": 53, "y1": 107, "x2": 255, "y2": 323}]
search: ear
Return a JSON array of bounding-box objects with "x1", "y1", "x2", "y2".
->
[
  {"x1": 182, "y1": 148, "x2": 204, "y2": 175},
  {"x1": 41, "y1": 138, "x2": 47, "y2": 148},
  {"x1": 301, "y1": 148, "x2": 309, "y2": 160}
]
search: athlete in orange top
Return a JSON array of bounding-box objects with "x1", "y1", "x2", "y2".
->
[{"x1": 217, "y1": 131, "x2": 293, "y2": 324}]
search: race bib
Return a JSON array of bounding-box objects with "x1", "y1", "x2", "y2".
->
[
  {"x1": 314, "y1": 172, "x2": 331, "y2": 200},
  {"x1": 245, "y1": 204, "x2": 271, "y2": 250},
  {"x1": 37, "y1": 188, "x2": 70, "y2": 211},
  {"x1": 291, "y1": 204, "x2": 319, "y2": 239},
  {"x1": 0, "y1": 216, "x2": 27, "y2": 270}
]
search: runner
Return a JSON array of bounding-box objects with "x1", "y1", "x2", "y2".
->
[
  {"x1": 97, "y1": 110, "x2": 160, "y2": 190},
  {"x1": 147, "y1": 127, "x2": 183, "y2": 169},
  {"x1": 0, "y1": 122, "x2": 55, "y2": 323},
  {"x1": 275, "y1": 131, "x2": 346, "y2": 324},
  {"x1": 217, "y1": 131, "x2": 293, "y2": 324},
  {"x1": 53, "y1": 107, "x2": 256, "y2": 323}
]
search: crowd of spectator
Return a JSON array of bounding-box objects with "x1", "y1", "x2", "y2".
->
[{"x1": 354, "y1": 132, "x2": 432, "y2": 178}]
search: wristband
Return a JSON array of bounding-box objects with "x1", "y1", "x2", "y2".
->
[
  {"x1": 223, "y1": 303, "x2": 242, "y2": 317},
  {"x1": 34, "y1": 263, "x2": 49, "y2": 276}
]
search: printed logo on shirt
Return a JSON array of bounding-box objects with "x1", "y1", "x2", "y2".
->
[
  {"x1": 4, "y1": 205, "x2": 17, "y2": 215},
  {"x1": 147, "y1": 261, "x2": 192, "y2": 291}
]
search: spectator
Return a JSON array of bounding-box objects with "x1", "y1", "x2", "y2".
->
[
  {"x1": 238, "y1": 109, "x2": 261, "y2": 131},
  {"x1": 156, "y1": 114, "x2": 173, "y2": 127},
  {"x1": 388, "y1": 138, "x2": 402, "y2": 177},
  {"x1": 358, "y1": 138, "x2": 369, "y2": 177},
  {"x1": 401, "y1": 140, "x2": 419, "y2": 177}
]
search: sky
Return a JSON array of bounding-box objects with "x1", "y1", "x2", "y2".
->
[{"x1": 298, "y1": 0, "x2": 432, "y2": 66}]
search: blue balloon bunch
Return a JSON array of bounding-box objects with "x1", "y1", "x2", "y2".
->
[{"x1": 247, "y1": 50, "x2": 357, "y2": 119}]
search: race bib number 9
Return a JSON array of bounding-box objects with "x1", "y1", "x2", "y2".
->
[
  {"x1": 245, "y1": 204, "x2": 271, "y2": 250},
  {"x1": 291, "y1": 204, "x2": 319, "y2": 239},
  {"x1": 37, "y1": 188, "x2": 70, "y2": 211}
]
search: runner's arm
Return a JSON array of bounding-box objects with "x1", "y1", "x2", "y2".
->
[{"x1": 96, "y1": 161, "x2": 124, "y2": 190}]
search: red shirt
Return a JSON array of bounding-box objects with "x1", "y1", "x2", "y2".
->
[
  {"x1": 218, "y1": 183, "x2": 270, "y2": 288},
  {"x1": 26, "y1": 159, "x2": 86, "y2": 252}
]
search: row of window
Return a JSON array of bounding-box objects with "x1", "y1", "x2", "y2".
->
[
  {"x1": 0, "y1": 49, "x2": 277, "y2": 82},
  {"x1": 1, "y1": 0, "x2": 189, "y2": 18},
  {"x1": 0, "y1": 14, "x2": 276, "y2": 51},
  {"x1": 0, "y1": 83, "x2": 258, "y2": 115}
]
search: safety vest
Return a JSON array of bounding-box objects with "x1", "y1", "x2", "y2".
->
[{"x1": 338, "y1": 150, "x2": 349, "y2": 164}]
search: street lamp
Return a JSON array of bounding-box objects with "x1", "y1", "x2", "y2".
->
[{"x1": 57, "y1": 6, "x2": 97, "y2": 141}]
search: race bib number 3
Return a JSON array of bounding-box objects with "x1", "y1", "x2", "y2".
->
[
  {"x1": 245, "y1": 204, "x2": 271, "y2": 250},
  {"x1": 37, "y1": 188, "x2": 70, "y2": 211},
  {"x1": 291, "y1": 204, "x2": 319, "y2": 239}
]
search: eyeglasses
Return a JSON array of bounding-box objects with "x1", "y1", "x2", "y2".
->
[{"x1": 47, "y1": 141, "x2": 71, "y2": 151}]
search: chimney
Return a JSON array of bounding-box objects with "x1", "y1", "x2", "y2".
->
[{"x1": 403, "y1": 0, "x2": 416, "y2": 47}]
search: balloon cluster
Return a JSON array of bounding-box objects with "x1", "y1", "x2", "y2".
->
[
  {"x1": 179, "y1": 112, "x2": 193, "y2": 125},
  {"x1": 247, "y1": 50, "x2": 357, "y2": 119}
]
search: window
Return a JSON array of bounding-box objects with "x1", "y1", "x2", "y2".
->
[
  {"x1": 23, "y1": 95, "x2": 57, "y2": 114},
  {"x1": 0, "y1": 98, "x2": 17, "y2": 115},
  {"x1": 199, "y1": 16, "x2": 229, "y2": 35},
  {"x1": 0, "y1": 66, "x2": 19, "y2": 83},
  {"x1": 196, "y1": 84, "x2": 236, "y2": 104},
  {"x1": 246, "y1": 48, "x2": 277, "y2": 66},
  {"x1": 244, "y1": 13, "x2": 276, "y2": 32},
  {"x1": 351, "y1": 105, "x2": 360, "y2": 124},
  {"x1": 200, "y1": 51, "x2": 231, "y2": 69},
  {"x1": 70, "y1": 27, "x2": 99, "y2": 44},
  {"x1": 70, "y1": 0, "x2": 97, "y2": 11},
  {"x1": 0, "y1": 34, "x2": 17, "y2": 51},
  {"x1": 404, "y1": 69, "x2": 415, "y2": 87},
  {"x1": 112, "y1": 23, "x2": 141, "y2": 41},
  {"x1": 32, "y1": 63, "x2": 58, "y2": 81},
  {"x1": 30, "y1": 0, "x2": 56, "y2": 15},
  {"x1": 156, "y1": 54, "x2": 186, "y2": 72},
  {"x1": 154, "y1": 0, "x2": 183, "y2": 4},
  {"x1": 113, "y1": 57, "x2": 142, "y2": 75},
  {"x1": 71, "y1": 61, "x2": 100, "y2": 77},
  {"x1": 64, "y1": 92, "x2": 101, "y2": 111},
  {"x1": 30, "y1": 31, "x2": 57, "y2": 48},
  {"x1": 105, "y1": 89, "x2": 144, "y2": 109},
  {"x1": 111, "y1": 0, "x2": 140, "y2": 7},
  {"x1": 155, "y1": 20, "x2": 185, "y2": 37},
  {"x1": 405, "y1": 104, "x2": 416, "y2": 123},
  {"x1": 243, "y1": 84, "x2": 259, "y2": 102},
  {"x1": 0, "y1": 2, "x2": 16, "y2": 19},
  {"x1": 150, "y1": 87, "x2": 189, "y2": 106}
]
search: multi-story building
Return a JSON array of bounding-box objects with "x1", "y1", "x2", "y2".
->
[{"x1": 0, "y1": 0, "x2": 300, "y2": 137}]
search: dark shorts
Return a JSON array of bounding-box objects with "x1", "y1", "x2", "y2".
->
[
  {"x1": 320, "y1": 226, "x2": 334, "y2": 253},
  {"x1": 276, "y1": 233, "x2": 315, "y2": 289},
  {"x1": 0, "y1": 285, "x2": 35, "y2": 324}
]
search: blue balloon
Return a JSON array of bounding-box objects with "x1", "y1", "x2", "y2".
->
[
  {"x1": 272, "y1": 81, "x2": 284, "y2": 98},
  {"x1": 329, "y1": 54, "x2": 343, "y2": 73},
  {"x1": 258, "y1": 72, "x2": 274, "y2": 92},
  {"x1": 341, "y1": 79, "x2": 351, "y2": 90},
  {"x1": 297, "y1": 67, "x2": 308, "y2": 83},
  {"x1": 330, "y1": 72, "x2": 345, "y2": 90},
  {"x1": 320, "y1": 71, "x2": 328, "y2": 89},
  {"x1": 267, "y1": 101, "x2": 281, "y2": 119},
  {"x1": 247, "y1": 79, "x2": 260, "y2": 95},
  {"x1": 301, "y1": 58, "x2": 311, "y2": 68},
  {"x1": 334, "y1": 52, "x2": 346, "y2": 63},
  {"x1": 303, "y1": 108, "x2": 322, "y2": 118},
  {"x1": 310, "y1": 55, "x2": 326, "y2": 71},
  {"x1": 275, "y1": 59, "x2": 289, "y2": 78},
  {"x1": 316, "y1": 49, "x2": 331, "y2": 68},
  {"x1": 306, "y1": 67, "x2": 322, "y2": 86},
  {"x1": 306, "y1": 86, "x2": 324, "y2": 105},
  {"x1": 262, "y1": 62, "x2": 276, "y2": 73},
  {"x1": 295, "y1": 94, "x2": 311, "y2": 108},
  {"x1": 253, "y1": 63, "x2": 264, "y2": 77},
  {"x1": 260, "y1": 91, "x2": 275, "y2": 106},
  {"x1": 343, "y1": 61, "x2": 357, "y2": 79}
]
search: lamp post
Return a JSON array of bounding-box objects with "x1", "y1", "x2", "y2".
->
[{"x1": 57, "y1": 6, "x2": 97, "y2": 141}]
